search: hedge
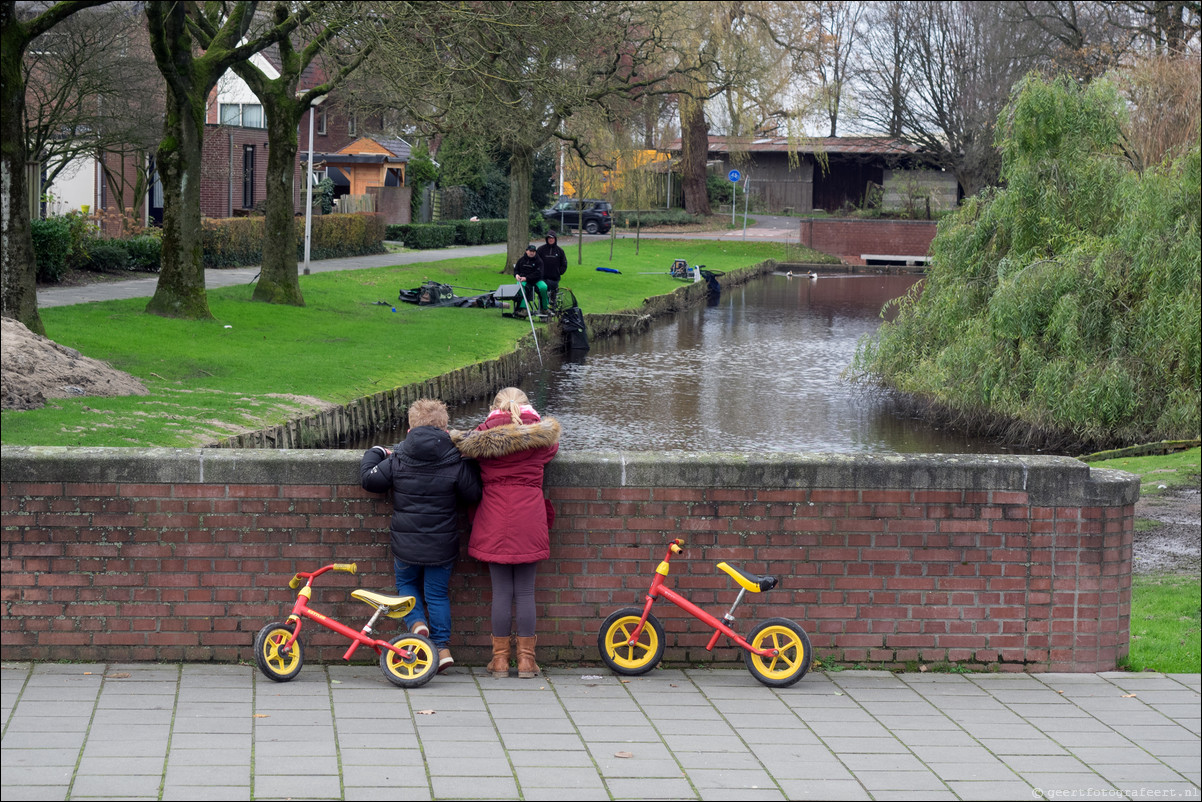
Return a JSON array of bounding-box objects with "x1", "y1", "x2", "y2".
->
[
  {"x1": 201, "y1": 213, "x2": 385, "y2": 268},
  {"x1": 611, "y1": 209, "x2": 700, "y2": 228},
  {"x1": 384, "y1": 218, "x2": 509, "y2": 249}
]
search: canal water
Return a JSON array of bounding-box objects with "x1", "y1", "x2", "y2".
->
[{"x1": 367, "y1": 273, "x2": 1019, "y2": 454}]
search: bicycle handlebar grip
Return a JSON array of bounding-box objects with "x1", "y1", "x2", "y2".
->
[
  {"x1": 333, "y1": 563, "x2": 357, "y2": 574},
  {"x1": 288, "y1": 574, "x2": 303, "y2": 589}
]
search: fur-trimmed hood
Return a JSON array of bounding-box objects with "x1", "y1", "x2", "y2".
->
[{"x1": 451, "y1": 417, "x2": 561, "y2": 460}]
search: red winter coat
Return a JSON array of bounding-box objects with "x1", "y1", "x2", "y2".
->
[{"x1": 451, "y1": 413, "x2": 560, "y2": 564}]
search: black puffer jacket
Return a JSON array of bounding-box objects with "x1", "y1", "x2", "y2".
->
[
  {"x1": 360, "y1": 427, "x2": 482, "y2": 565},
  {"x1": 537, "y1": 236, "x2": 567, "y2": 282}
]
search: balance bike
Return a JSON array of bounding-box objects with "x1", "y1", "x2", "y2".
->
[
  {"x1": 254, "y1": 562, "x2": 437, "y2": 689},
  {"x1": 598, "y1": 539, "x2": 812, "y2": 687}
]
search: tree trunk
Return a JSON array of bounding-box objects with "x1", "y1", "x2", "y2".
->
[
  {"x1": 679, "y1": 94, "x2": 712, "y2": 217},
  {"x1": 253, "y1": 96, "x2": 304, "y2": 306},
  {"x1": 145, "y1": 84, "x2": 212, "y2": 319},
  {"x1": 0, "y1": 13, "x2": 44, "y2": 335},
  {"x1": 504, "y1": 143, "x2": 534, "y2": 273}
]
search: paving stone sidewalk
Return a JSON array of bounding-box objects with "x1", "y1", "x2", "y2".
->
[{"x1": 2, "y1": 663, "x2": 1198, "y2": 801}]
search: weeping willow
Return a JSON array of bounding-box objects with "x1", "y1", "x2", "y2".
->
[{"x1": 852, "y1": 74, "x2": 1201, "y2": 450}]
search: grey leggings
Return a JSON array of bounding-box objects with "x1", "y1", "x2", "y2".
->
[{"x1": 489, "y1": 562, "x2": 538, "y2": 637}]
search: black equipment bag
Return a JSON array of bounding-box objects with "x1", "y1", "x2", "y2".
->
[{"x1": 559, "y1": 305, "x2": 589, "y2": 351}]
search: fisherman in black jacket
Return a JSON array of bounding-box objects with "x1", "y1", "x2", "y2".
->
[
  {"x1": 536, "y1": 231, "x2": 567, "y2": 307},
  {"x1": 360, "y1": 398, "x2": 481, "y2": 672},
  {"x1": 513, "y1": 244, "x2": 549, "y2": 315}
]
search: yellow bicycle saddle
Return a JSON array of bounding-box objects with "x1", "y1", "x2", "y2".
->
[
  {"x1": 350, "y1": 589, "x2": 417, "y2": 619},
  {"x1": 716, "y1": 562, "x2": 779, "y2": 593}
]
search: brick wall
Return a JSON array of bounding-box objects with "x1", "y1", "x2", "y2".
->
[
  {"x1": 1, "y1": 448, "x2": 1138, "y2": 672},
  {"x1": 799, "y1": 218, "x2": 939, "y2": 265}
]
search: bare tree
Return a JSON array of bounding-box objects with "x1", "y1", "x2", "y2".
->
[
  {"x1": 855, "y1": 1, "x2": 917, "y2": 137},
  {"x1": 199, "y1": 2, "x2": 371, "y2": 306},
  {"x1": 22, "y1": 3, "x2": 160, "y2": 196},
  {"x1": 810, "y1": 0, "x2": 864, "y2": 137},
  {"x1": 1, "y1": 0, "x2": 107, "y2": 336},
  {"x1": 143, "y1": 1, "x2": 313, "y2": 320},
  {"x1": 863, "y1": 0, "x2": 1040, "y2": 196},
  {"x1": 363, "y1": 1, "x2": 686, "y2": 270}
]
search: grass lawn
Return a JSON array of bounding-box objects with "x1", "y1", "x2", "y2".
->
[
  {"x1": 2, "y1": 239, "x2": 795, "y2": 448},
  {"x1": 1087, "y1": 446, "x2": 1202, "y2": 497},
  {"x1": 1123, "y1": 574, "x2": 1201, "y2": 673}
]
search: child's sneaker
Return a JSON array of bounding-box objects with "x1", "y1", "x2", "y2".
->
[
  {"x1": 438, "y1": 648, "x2": 454, "y2": 673},
  {"x1": 411, "y1": 621, "x2": 430, "y2": 638}
]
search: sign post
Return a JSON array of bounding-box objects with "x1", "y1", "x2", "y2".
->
[{"x1": 728, "y1": 169, "x2": 741, "y2": 226}]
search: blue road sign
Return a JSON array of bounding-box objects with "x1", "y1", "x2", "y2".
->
[{"x1": 728, "y1": 169, "x2": 741, "y2": 183}]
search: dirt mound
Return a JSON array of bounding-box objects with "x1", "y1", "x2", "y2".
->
[{"x1": 1, "y1": 317, "x2": 148, "y2": 411}]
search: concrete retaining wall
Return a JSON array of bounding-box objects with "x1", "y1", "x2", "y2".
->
[{"x1": 1, "y1": 447, "x2": 1138, "y2": 672}]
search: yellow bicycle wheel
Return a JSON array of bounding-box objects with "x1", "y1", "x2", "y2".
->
[
  {"x1": 598, "y1": 608, "x2": 664, "y2": 676},
  {"x1": 380, "y1": 633, "x2": 437, "y2": 688},
  {"x1": 254, "y1": 622, "x2": 304, "y2": 682},
  {"x1": 743, "y1": 618, "x2": 811, "y2": 687}
]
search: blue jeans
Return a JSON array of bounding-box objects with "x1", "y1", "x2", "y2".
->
[{"x1": 394, "y1": 558, "x2": 454, "y2": 648}]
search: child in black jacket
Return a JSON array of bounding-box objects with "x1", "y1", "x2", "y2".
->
[{"x1": 360, "y1": 398, "x2": 482, "y2": 672}]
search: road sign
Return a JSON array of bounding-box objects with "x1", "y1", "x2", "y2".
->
[{"x1": 728, "y1": 169, "x2": 741, "y2": 183}]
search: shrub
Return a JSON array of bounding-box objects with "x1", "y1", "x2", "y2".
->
[
  {"x1": 391, "y1": 223, "x2": 456, "y2": 249},
  {"x1": 30, "y1": 217, "x2": 74, "y2": 282},
  {"x1": 451, "y1": 220, "x2": 484, "y2": 245},
  {"x1": 480, "y1": 218, "x2": 508, "y2": 243},
  {"x1": 306, "y1": 213, "x2": 386, "y2": 260},
  {"x1": 83, "y1": 239, "x2": 131, "y2": 272},
  {"x1": 124, "y1": 234, "x2": 162, "y2": 272}
]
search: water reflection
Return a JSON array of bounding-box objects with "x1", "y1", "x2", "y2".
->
[{"x1": 370, "y1": 273, "x2": 1018, "y2": 454}]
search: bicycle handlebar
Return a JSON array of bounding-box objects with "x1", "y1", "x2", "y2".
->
[{"x1": 287, "y1": 563, "x2": 359, "y2": 589}]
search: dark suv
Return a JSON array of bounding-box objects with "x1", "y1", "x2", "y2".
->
[{"x1": 542, "y1": 199, "x2": 613, "y2": 234}]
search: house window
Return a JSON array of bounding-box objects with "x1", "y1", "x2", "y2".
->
[
  {"x1": 242, "y1": 145, "x2": 255, "y2": 208},
  {"x1": 220, "y1": 103, "x2": 265, "y2": 129},
  {"x1": 316, "y1": 107, "x2": 327, "y2": 136}
]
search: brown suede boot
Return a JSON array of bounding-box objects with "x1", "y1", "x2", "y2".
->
[
  {"x1": 487, "y1": 636, "x2": 511, "y2": 678},
  {"x1": 516, "y1": 635, "x2": 539, "y2": 678}
]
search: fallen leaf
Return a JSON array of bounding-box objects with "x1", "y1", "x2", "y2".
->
[
  {"x1": 669, "y1": 683, "x2": 678, "y2": 687},
  {"x1": 1122, "y1": 693, "x2": 1137, "y2": 698},
  {"x1": 417, "y1": 709, "x2": 436, "y2": 715},
  {"x1": 834, "y1": 691, "x2": 843, "y2": 696},
  {"x1": 105, "y1": 672, "x2": 131, "y2": 679},
  {"x1": 919, "y1": 665, "x2": 928, "y2": 672},
  {"x1": 615, "y1": 751, "x2": 634, "y2": 759},
  {"x1": 83, "y1": 672, "x2": 93, "y2": 675},
  {"x1": 331, "y1": 680, "x2": 341, "y2": 684},
  {"x1": 254, "y1": 714, "x2": 270, "y2": 718}
]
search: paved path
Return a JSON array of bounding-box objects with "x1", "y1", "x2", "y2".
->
[
  {"x1": 35, "y1": 217, "x2": 806, "y2": 309},
  {"x1": 2, "y1": 662, "x2": 1197, "y2": 801}
]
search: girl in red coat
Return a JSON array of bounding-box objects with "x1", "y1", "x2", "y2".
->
[{"x1": 452, "y1": 387, "x2": 560, "y2": 677}]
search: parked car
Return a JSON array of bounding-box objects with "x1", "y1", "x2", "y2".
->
[{"x1": 541, "y1": 199, "x2": 613, "y2": 234}]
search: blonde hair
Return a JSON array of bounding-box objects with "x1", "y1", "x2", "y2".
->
[
  {"x1": 407, "y1": 398, "x2": 449, "y2": 430},
  {"x1": 490, "y1": 387, "x2": 529, "y2": 425}
]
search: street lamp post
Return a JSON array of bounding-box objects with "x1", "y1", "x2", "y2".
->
[{"x1": 303, "y1": 94, "x2": 327, "y2": 276}]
